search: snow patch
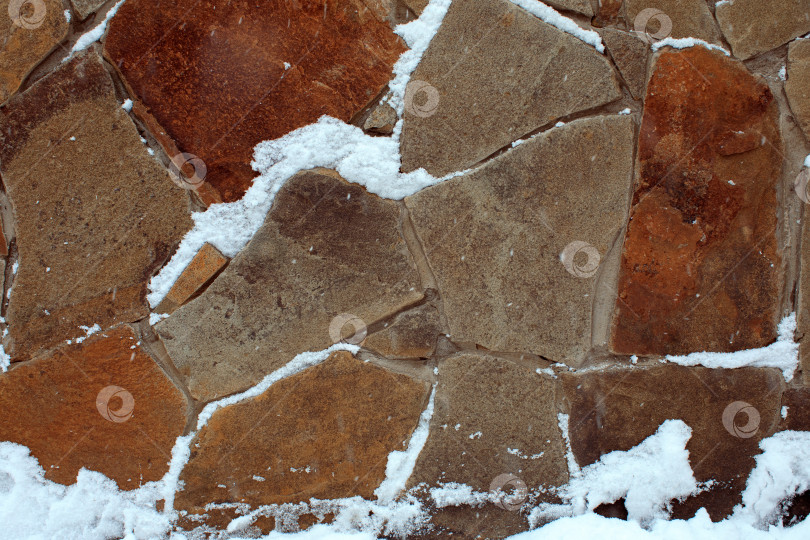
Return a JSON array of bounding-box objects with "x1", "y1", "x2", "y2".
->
[
  {"x1": 508, "y1": 0, "x2": 605, "y2": 53},
  {"x1": 121, "y1": 99, "x2": 133, "y2": 112},
  {"x1": 0, "y1": 344, "x2": 9, "y2": 372},
  {"x1": 66, "y1": 0, "x2": 125, "y2": 60},
  {"x1": 651, "y1": 37, "x2": 731, "y2": 56}
]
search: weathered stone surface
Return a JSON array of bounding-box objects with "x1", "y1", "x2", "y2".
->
[
  {"x1": 597, "y1": 0, "x2": 623, "y2": 22},
  {"x1": 155, "y1": 243, "x2": 228, "y2": 315},
  {"x1": 778, "y1": 388, "x2": 810, "y2": 432},
  {"x1": 625, "y1": 0, "x2": 721, "y2": 44},
  {"x1": 801, "y1": 216, "x2": 810, "y2": 387},
  {"x1": 70, "y1": 0, "x2": 105, "y2": 19},
  {"x1": 0, "y1": 52, "x2": 192, "y2": 362},
  {"x1": 104, "y1": 0, "x2": 405, "y2": 202},
  {"x1": 409, "y1": 353, "x2": 568, "y2": 538},
  {"x1": 157, "y1": 169, "x2": 422, "y2": 401},
  {"x1": 363, "y1": 102, "x2": 397, "y2": 135},
  {"x1": 786, "y1": 38, "x2": 810, "y2": 141},
  {"x1": 561, "y1": 365, "x2": 784, "y2": 520},
  {"x1": 611, "y1": 47, "x2": 782, "y2": 356},
  {"x1": 0, "y1": 325, "x2": 190, "y2": 489},
  {"x1": 602, "y1": 28, "x2": 649, "y2": 99},
  {"x1": 405, "y1": 116, "x2": 634, "y2": 365},
  {"x1": 402, "y1": 0, "x2": 428, "y2": 16},
  {"x1": 716, "y1": 0, "x2": 810, "y2": 60},
  {"x1": 0, "y1": 0, "x2": 69, "y2": 105},
  {"x1": 399, "y1": 0, "x2": 621, "y2": 177},
  {"x1": 365, "y1": 300, "x2": 442, "y2": 359},
  {"x1": 177, "y1": 351, "x2": 429, "y2": 517},
  {"x1": 546, "y1": 0, "x2": 592, "y2": 16}
]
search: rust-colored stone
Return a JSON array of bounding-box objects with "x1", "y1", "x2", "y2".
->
[
  {"x1": 612, "y1": 47, "x2": 782, "y2": 356},
  {"x1": 155, "y1": 243, "x2": 227, "y2": 315},
  {"x1": 176, "y1": 351, "x2": 429, "y2": 520},
  {"x1": 104, "y1": 0, "x2": 406, "y2": 202},
  {"x1": 0, "y1": 325, "x2": 190, "y2": 489}
]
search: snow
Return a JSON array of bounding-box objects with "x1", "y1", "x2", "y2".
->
[
  {"x1": 779, "y1": 66, "x2": 787, "y2": 81},
  {"x1": 782, "y1": 406, "x2": 789, "y2": 419},
  {"x1": 804, "y1": 154, "x2": 810, "y2": 168},
  {"x1": 148, "y1": 312, "x2": 169, "y2": 326},
  {"x1": 66, "y1": 0, "x2": 125, "y2": 60},
  {"x1": 0, "y1": 344, "x2": 9, "y2": 372},
  {"x1": 508, "y1": 0, "x2": 605, "y2": 53},
  {"x1": 665, "y1": 313, "x2": 799, "y2": 381},
  {"x1": 64, "y1": 9, "x2": 71, "y2": 22},
  {"x1": 557, "y1": 413, "x2": 581, "y2": 478},
  {"x1": 619, "y1": 108, "x2": 631, "y2": 115},
  {"x1": 121, "y1": 99, "x2": 133, "y2": 112},
  {"x1": 651, "y1": 37, "x2": 731, "y2": 56}
]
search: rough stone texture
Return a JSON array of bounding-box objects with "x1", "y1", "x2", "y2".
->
[
  {"x1": 104, "y1": 0, "x2": 406, "y2": 202},
  {"x1": 801, "y1": 216, "x2": 810, "y2": 387},
  {"x1": 364, "y1": 300, "x2": 442, "y2": 359},
  {"x1": 602, "y1": 28, "x2": 649, "y2": 99},
  {"x1": 779, "y1": 388, "x2": 810, "y2": 432},
  {"x1": 0, "y1": 0, "x2": 69, "y2": 105},
  {"x1": 597, "y1": 0, "x2": 623, "y2": 22},
  {"x1": 716, "y1": 0, "x2": 810, "y2": 61},
  {"x1": 561, "y1": 365, "x2": 784, "y2": 520},
  {"x1": 176, "y1": 351, "x2": 429, "y2": 518},
  {"x1": 402, "y1": 0, "x2": 428, "y2": 16},
  {"x1": 625, "y1": 0, "x2": 721, "y2": 44},
  {"x1": 70, "y1": 0, "x2": 106, "y2": 19},
  {"x1": 409, "y1": 353, "x2": 568, "y2": 538},
  {"x1": 363, "y1": 102, "x2": 397, "y2": 135},
  {"x1": 0, "y1": 325, "x2": 190, "y2": 489},
  {"x1": 546, "y1": 0, "x2": 592, "y2": 16},
  {"x1": 157, "y1": 169, "x2": 422, "y2": 401},
  {"x1": 611, "y1": 47, "x2": 782, "y2": 356},
  {"x1": 786, "y1": 38, "x2": 810, "y2": 141},
  {"x1": 406, "y1": 116, "x2": 634, "y2": 365},
  {"x1": 399, "y1": 0, "x2": 621, "y2": 177},
  {"x1": 155, "y1": 243, "x2": 228, "y2": 315},
  {"x1": 0, "y1": 52, "x2": 192, "y2": 362}
]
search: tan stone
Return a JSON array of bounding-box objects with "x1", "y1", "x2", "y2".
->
[
  {"x1": 70, "y1": 0, "x2": 105, "y2": 19},
  {"x1": 0, "y1": 0, "x2": 69, "y2": 105},
  {"x1": 602, "y1": 28, "x2": 650, "y2": 99},
  {"x1": 0, "y1": 325, "x2": 190, "y2": 489},
  {"x1": 405, "y1": 116, "x2": 635, "y2": 365},
  {"x1": 399, "y1": 0, "x2": 621, "y2": 177},
  {"x1": 365, "y1": 300, "x2": 442, "y2": 358},
  {"x1": 176, "y1": 351, "x2": 429, "y2": 518},
  {"x1": 625, "y1": 0, "x2": 721, "y2": 44},
  {"x1": 546, "y1": 0, "x2": 593, "y2": 16},
  {"x1": 716, "y1": 0, "x2": 810, "y2": 60},
  {"x1": 155, "y1": 243, "x2": 228, "y2": 315},
  {"x1": 363, "y1": 102, "x2": 397, "y2": 135},
  {"x1": 0, "y1": 52, "x2": 192, "y2": 362},
  {"x1": 157, "y1": 169, "x2": 422, "y2": 401},
  {"x1": 402, "y1": 0, "x2": 428, "y2": 16},
  {"x1": 786, "y1": 38, "x2": 810, "y2": 141}
]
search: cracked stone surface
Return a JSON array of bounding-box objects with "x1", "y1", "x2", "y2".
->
[
  {"x1": 716, "y1": 0, "x2": 810, "y2": 60},
  {"x1": 364, "y1": 299, "x2": 443, "y2": 359},
  {"x1": 602, "y1": 28, "x2": 649, "y2": 99}
]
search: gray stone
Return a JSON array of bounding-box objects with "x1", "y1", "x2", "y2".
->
[
  {"x1": 363, "y1": 102, "x2": 397, "y2": 135},
  {"x1": 716, "y1": 0, "x2": 810, "y2": 60},
  {"x1": 602, "y1": 28, "x2": 650, "y2": 99},
  {"x1": 625, "y1": 0, "x2": 721, "y2": 44},
  {"x1": 399, "y1": 0, "x2": 621, "y2": 177},
  {"x1": 786, "y1": 38, "x2": 810, "y2": 141},
  {"x1": 364, "y1": 299, "x2": 443, "y2": 358},
  {"x1": 405, "y1": 116, "x2": 635, "y2": 365}
]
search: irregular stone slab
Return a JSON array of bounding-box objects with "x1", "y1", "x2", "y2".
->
[
  {"x1": 0, "y1": 52, "x2": 192, "y2": 362},
  {"x1": 408, "y1": 353, "x2": 568, "y2": 538},
  {"x1": 176, "y1": 351, "x2": 429, "y2": 519},
  {"x1": 157, "y1": 169, "x2": 422, "y2": 401},
  {"x1": 70, "y1": 0, "x2": 105, "y2": 19},
  {"x1": 611, "y1": 47, "x2": 782, "y2": 356},
  {"x1": 597, "y1": 0, "x2": 623, "y2": 22},
  {"x1": 716, "y1": 0, "x2": 810, "y2": 60},
  {"x1": 0, "y1": 0, "x2": 69, "y2": 105},
  {"x1": 0, "y1": 325, "x2": 190, "y2": 489},
  {"x1": 602, "y1": 28, "x2": 649, "y2": 99},
  {"x1": 561, "y1": 365, "x2": 784, "y2": 520},
  {"x1": 785, "y1": 39, "x2": 810, "y2": 141},
  {"x1": 625, "y1": 0, "x2": 721, "y2": 44},
  {"x1": 104, "y1": 0, "x2": 405, "y2": 202},
  {"x1": 365, "y1": 299, "x2": 442, "y2": 359},
  {"x1": 155, "y1": 243, "x2": 228, "y2": 315},
  {"x1": 405, "y1": 116, "x2": 634, "y2": 365},
  {"x1": 399, "y1": 0, "x2": 620, "y2": 177}
]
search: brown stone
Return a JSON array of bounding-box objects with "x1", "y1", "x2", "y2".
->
[
  {"x1": 602, "y1": 28, "x2": 650, "y2": 99},
  {"x1": 611, "y1": 47, "x2": 782, "y2": 356},
  {"x1": 625, "y1": 0, "x2": 721, "y2": 44},
  {"x1": 778, "y1": 388, "x2": 810, "y2": 432},
  {"x1": 409, "y1": 353, "x2": 568, "y2": 538},
  {"x1": 597, "y1": 0, "x2": 624, "y2": 22},
  {"x1": 0, "y1": 325, "x2": 190, "y2": 489},
  {"x1": 399, "y1": 0, "x2": 621, "y2": 177},
  {"x1": 365, "y1": 300, "x2": 442, "y2": 359},
  {"x1": 104, "y1": 0, "x2": 406, "y2": 202},
  {"x1": 785, "y1": 38, "x2": 810, "y2": 141},
  {"x1": 155, "y1": 243, "x2": 228, "y2": 315},
  {"x1": 363, "y1": 102, "x2": 397, "y2": 135},
  {"x1": 0, "y1": 52, "x2": 193, "y2": 362},
  {"x1": 176, "y1": 351, "x2": 429, "y2": 518},
  {"x1": 157, "y1": 169, "x2": 422, "y2": 401},
  {"x1": 70, "y1": 0, "x2": 105, "y2": 19},
  {"x1": 801, "y1": 215, "x2": 810, "y2": 386},
  {"x1": 546, "y1": 0, "x2": 593, "y2": 16},
  {"x1": 0, "y1": 0, "x2": 69, "y2": 105},
  {"x1": 405, "y1": 116, "x2": 635, "y2": 365},
  {"x1": 561, "y1": 364, "x2": 784, "y2": 520},
  {"x1": 716, "y1": 0, "x2": 810, "y2": 60},
  {"x1": 402, "y1": 0, "x2": 428, "y2": 16}
]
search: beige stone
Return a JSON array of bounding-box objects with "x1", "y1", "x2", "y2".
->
[
  {"x1": 399, "y1": 0, "x2": 620, "y2": 177},
  {"x1": 625, "y1": 0, "x2": 721, "y2": 44},
  {"x1": 70, "y1": 0, "x2": 105, "y2": 19},
  {"x1": 405, "y1": 116, "x2": 635, "y2": 365},
  {"x1": 786, "y1": 38, "x2": 810, "y2": 141},
  {"x1": 602, "y1": 28, "x2": 650, "y2": 99},
  {"x1": 365, "y1": 299, "x2": 443, "y2": 358},
  {"x1": 363, "y1": 102, "x2": 397, "y2": 135},
  {"x1": 716, "y1": 0, "x2": 810, "y2": 60},
  {"x1": 546, "y1": 0, "x2": 593, "y2": 16}
]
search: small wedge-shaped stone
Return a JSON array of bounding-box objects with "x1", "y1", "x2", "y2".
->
[
  {"x1": 612, "y1": 47, "x2": 782, "y2": 356},
  {"x1": 716, "y1": 0, "x2": 810, "y2": 60},
  {"x1": 399, "y1": 0, "x2": 620, "y2": 177},
  {"x1": 405, "y1": 116, "x2": 635, "y2": 365},
  {"x1": 157, "y1": 169, "x2": 423, "y2": 401},
  {"x1": 785, "y1": 38, "x2": 810, "y2": 141},
  {"x1": 176, "y1": 351, "x2": 429, "y2": 520},
  {"x1": 155, "y1": 243, "x2": 228, "y2": 315},
  {"x1": 602, "y1": 29, "x2": 650, "y2": 99},
  {"x1": 0, "y1": 326, "x2": 190, "y2": 489}
]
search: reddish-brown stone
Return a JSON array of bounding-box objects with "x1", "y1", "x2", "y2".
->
[
  {"x1": 612, "y1": 47, "x2": 782, "y2": 356},
  {"x1": 155, "y1": 243, "x2": 228, "y2": 315},
  {"x1": 778, "y1": 388, "x2": 810, "y2": 432},
  {"x1": 0, "y1": 325, "x2": 190, "y2": 489},
  {"x1": 104, "y1": 0, "x2": 406, "y2": 202}
]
